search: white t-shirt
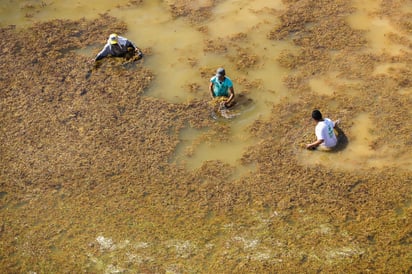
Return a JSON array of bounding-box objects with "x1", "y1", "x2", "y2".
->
[{"x1": 315, "y1": 118, "x2": 337, "y2": 147}]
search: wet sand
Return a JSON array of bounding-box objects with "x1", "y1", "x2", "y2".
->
[{"x1": 0, "y1": 0, "x2": 411, "y2": 273}]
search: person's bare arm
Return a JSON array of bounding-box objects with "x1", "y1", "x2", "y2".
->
[
  {"x1": 225, "y1": 86, "x2": 235, "y2": 106},
  {"x1": 306, "y1": 139, "x2": 324, "y2": 150},
  {"x1": 209, "y1": 82, "x2": 215, "y2": 99}
]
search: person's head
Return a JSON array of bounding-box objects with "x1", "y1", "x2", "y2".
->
[
  {"x1": 109, "y1": 33, "x2": 118, "y2": 45},
  {"x1": 216, "y1": 67, "x2": 225, "y2": 80},
  {"x1": 311, "y1": 109, "x2": 323, "y2": 121}
]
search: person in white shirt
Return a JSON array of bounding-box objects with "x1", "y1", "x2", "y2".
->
[{"x1": 306, "y1": 109, "x2": 339, "y2": 150}]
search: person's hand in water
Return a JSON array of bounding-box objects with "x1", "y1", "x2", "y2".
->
[
  {"x1": 135, "y1": 48, "x2": 143, "y2": 58},
  {"x1": 306, "y1": 144, "x2": 317, "y2": 150},
  {"x1": 220, "y1": 100, "x2": 232, "y2": 109}
]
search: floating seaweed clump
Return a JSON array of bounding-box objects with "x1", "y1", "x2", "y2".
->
[
  {"x1": 203, "y1": 38, "x2": 228, "y2": 54},
  {"x1": 231, "y1": 46, "x2": 259, "y2": 70},
  {"x1": 235, "y1": 77, "x2": 263, "y2": 92},
  {"x1": 268, "y1": 0, "x2": 355, "y2": 41},
  {"x1": 165, "y1": 0, "x2": 217, "y2": 23}
]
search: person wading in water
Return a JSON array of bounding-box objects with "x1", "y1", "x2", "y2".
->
[
  {"x1": 93, "y1": 33, "x2": 143, "y2": 62},
  {"x1": 209, "y1": 68, "x2": 235, "y2": 108}
]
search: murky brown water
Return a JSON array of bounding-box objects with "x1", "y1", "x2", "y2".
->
[{"x1": 0, "y1": 0, "x2": 411, "y2": 273}]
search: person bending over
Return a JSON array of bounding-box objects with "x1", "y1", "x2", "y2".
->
[
  {"x1": 93, "y1": 33, "x2": 142, "y2": 62},
  {"x1": 209, "y1": 68, "x2": 235, "y2": 108},
  {"x1": 306, "y1": 109, "x2": 339, "y2": 150}
]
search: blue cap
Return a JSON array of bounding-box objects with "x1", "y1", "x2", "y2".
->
[{"x1": 216, "y1": 68, "x2": 225, "y2": 77}]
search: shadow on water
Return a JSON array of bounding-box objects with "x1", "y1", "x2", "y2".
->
[{"x1": 332, "y1": 125, "x2": 348, "y2": 152}]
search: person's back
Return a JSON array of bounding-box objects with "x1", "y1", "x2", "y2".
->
[
  {"x1": 306, "y1": 109, "x2": 339, "y2": 150},
  {"x1": 94, "y1": 33, "x2": 142, "y2": 61},
  {"x1": 315, "y1": 118, "x2": 337, "y2": 148}
]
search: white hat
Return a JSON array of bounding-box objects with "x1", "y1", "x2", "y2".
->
[{"x1": 109, "y1": 33, "x2": 118, "y2": 44}]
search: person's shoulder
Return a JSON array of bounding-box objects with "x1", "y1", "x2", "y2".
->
[
  {"x1": 210, "y1": 76, "x2": 217, "y2": 82},
  {"x1": 224, "y1": 77, "x2": 233, "y2": 84},
  {"x1": 316, "y1": 121, "x2": 326, "y2": 129},
  {"x1": 324, "y1": 118, "x2": 333, "y2": 124},
  {"x1": 118, "y1": 36, "x2": 130, "y2": 44}
]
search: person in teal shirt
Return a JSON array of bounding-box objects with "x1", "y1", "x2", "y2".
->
[{"x1": 209, "y1": 68, "x2": 235, "y2": 107}]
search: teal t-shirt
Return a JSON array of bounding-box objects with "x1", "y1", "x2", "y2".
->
[{"x1": 210, "y1": 76, "x2": 233, "y2": 97}]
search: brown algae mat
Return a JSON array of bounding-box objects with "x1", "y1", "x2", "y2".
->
[{"x1": 1, "y1": 1, "x2": 412, "y2": 273}]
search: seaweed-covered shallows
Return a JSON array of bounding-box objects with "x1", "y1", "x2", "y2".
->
[{"x1": 0, "y1": 0, "x2": 411, "y2": 273}]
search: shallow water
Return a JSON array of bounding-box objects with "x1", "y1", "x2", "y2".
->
[
  {"x1": 1, "y1": 0, "x2": 411, "y2": 273},
  {"x1": 117, "y1": 0, "x2": 292, "y2": 170},
  {"x1": 298, "y1": 112, "x2": 410, "y2": 170},
  {"x1": 348, "y1": 1, "x2": 406, "y2": 55},
  {"x1": 0, "y1": 0, "x2": 292, "y2": 169}
]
